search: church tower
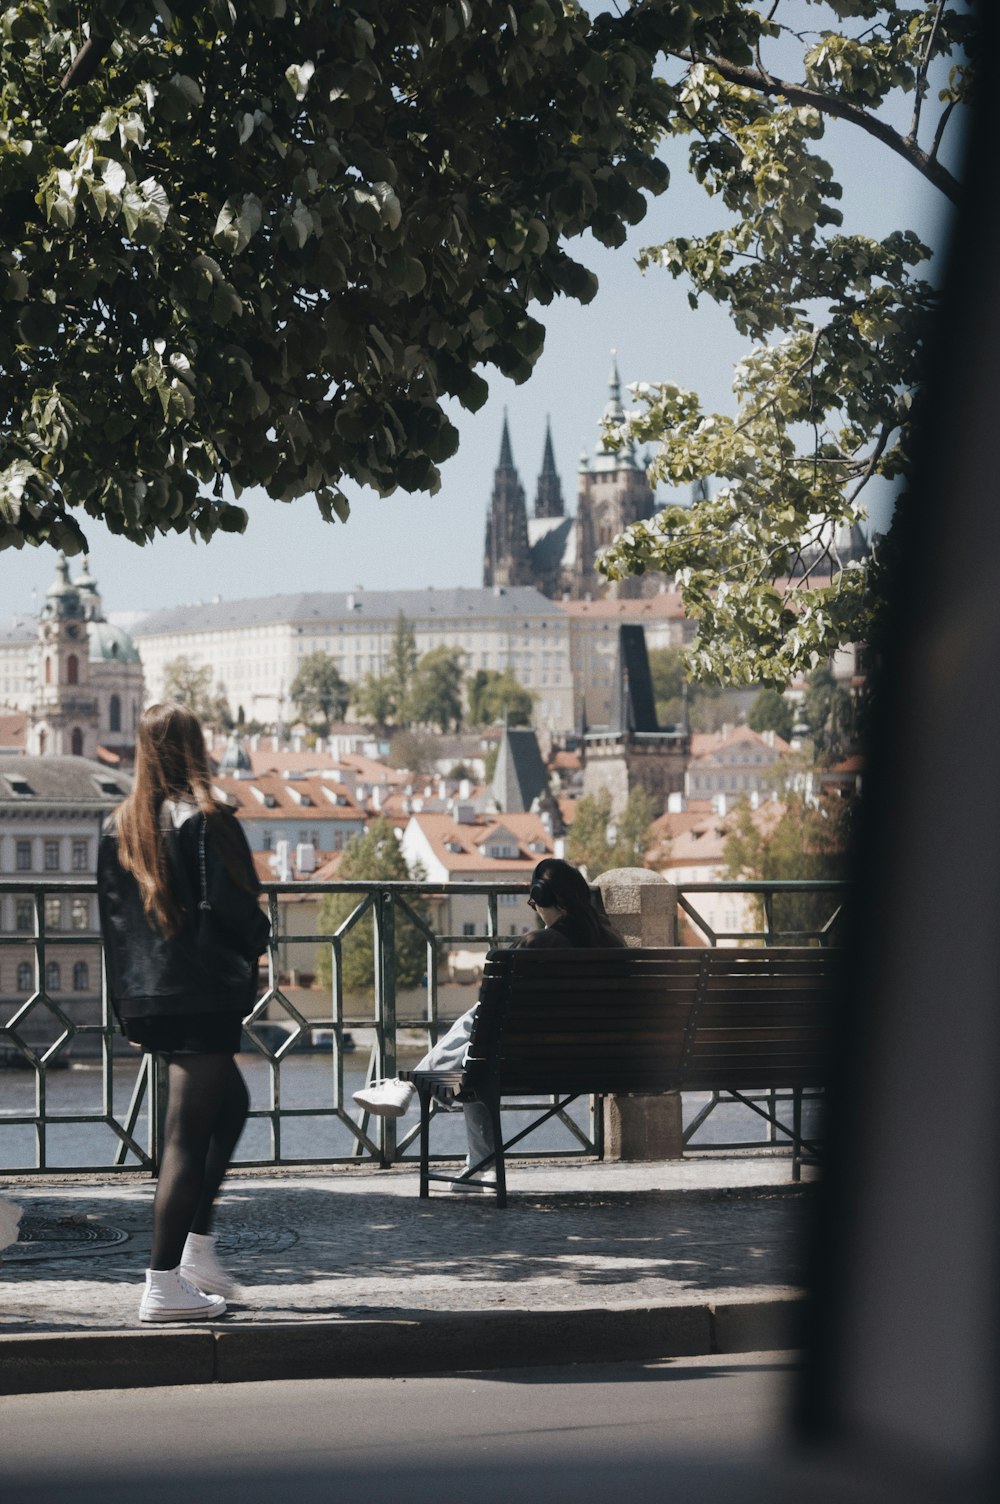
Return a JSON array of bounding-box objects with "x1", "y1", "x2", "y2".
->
[
  {"x1": 483, "y1": 414, "x2": 533, "y2": 589},
  {"x1": 29, "y1": 554, "x2": 99, "y2": 758},
  {"x1": 574, "y1": 353, "x2": 658, "y2": 599},
  {"x1": 534, "y1": 417, "x2": 564, "y2": 518}
]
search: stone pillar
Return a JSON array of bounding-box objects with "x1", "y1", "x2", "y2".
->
[{"x1": 595, "y1": 867, "x2": 685, "y2": 1161}]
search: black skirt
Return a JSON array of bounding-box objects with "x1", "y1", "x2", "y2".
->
[{"x1": 123, "y1": 1012, "x2": 244, "y2": 1055}]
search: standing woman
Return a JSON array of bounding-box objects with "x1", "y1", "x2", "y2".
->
[{"x1": 98, "y1": 703, "x2": 270, "y2": 1322}]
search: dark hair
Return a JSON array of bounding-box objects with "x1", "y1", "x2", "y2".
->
[
  {"x1": 114, "y1": 702, "x2": 255, "y2": 936},
  {"x1": 529, "y1": 858, "x2": 623, "y2": 947}
]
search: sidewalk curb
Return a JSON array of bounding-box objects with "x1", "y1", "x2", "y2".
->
[{"x1": 0, "y1": 1297, "x2": 805, "y2": 1395}]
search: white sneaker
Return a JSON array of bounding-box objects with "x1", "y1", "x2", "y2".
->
[
  {"x1": 449, "y1": 1168, "x2": 497, "y2": 1194},
  {"x1": 139, "y1": 1266, "x2": 226, "y2": 1323},
  {"x1": 353, "y1": 1078, "x2": 415, "y2": 1118},
  {"x1": 180, "y1": 1231, "x2": 237, "y2": 1298}
]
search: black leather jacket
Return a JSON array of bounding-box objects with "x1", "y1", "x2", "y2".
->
[{"x1": 97, "y1": 799, "x2": 270, "y2": 1023}]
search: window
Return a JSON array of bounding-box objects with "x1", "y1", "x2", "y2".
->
[
  {"x1": 73, "y1": 961, "x2": 90, "y2": 991},
  {"x1": 45, "y1": 962, "x2": 61, "y2": 992},
  {"x1": 262, "y1": 832, "x2": 273, "y2": 852},
  {"x1": 498, "y1": 893, "x2": 520, "y2": 907},
  {"x1": 71, "y1": 727, "x2": 84, "y2": 756},
  {"x1": 15, "y1": 840, "x2": 31, "y2": 871},
  {"x1": 67, "y1": 654, "x2": 79, "y2": 685},
  {"x1": 71, "y1": 898, "x2": 89, "y2": 931},
  {"x1": 44, "y1": 840, "x2": 60, "y2": 871},
  {"x1": 72, "y1": 840, "x2": 89, "y2": 872},
  {"x1": 15, "y1": 900, "x2": 32, "y2": 932},
  {"x1": 45, "y1": 897, "x2": 61, "y2": 930},
  {"x1": 17, "y1": 962, "x2": 32, "y2": 992},
  {"x1": 109, "y1": 693, "x2": 121, "y2": 732},
  {"x1": 462, "y1": 922, "x2": 477, "y2": 936}
]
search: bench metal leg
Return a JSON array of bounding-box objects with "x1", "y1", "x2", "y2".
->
[
  {"x1": 417, "y1": 1085, "x2": 432, "y2": 1199},
  {"x1": 488, "y1": 1090, "x2": 506, "y2": 1209},
  {"x1": 792, "y1": 1087, "x2": 802, "y2": 1183}
]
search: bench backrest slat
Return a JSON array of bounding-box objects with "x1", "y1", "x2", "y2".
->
[{"x1": 466, "y1": 945, "x2": 838, "y2": 1095}]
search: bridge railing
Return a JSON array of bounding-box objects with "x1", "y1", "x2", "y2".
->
[{"x1": 0, "y1": 876, "x2": 847, "y2": 1175}]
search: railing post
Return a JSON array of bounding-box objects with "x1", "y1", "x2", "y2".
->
[
  {"x1": 373, "y1": 889, "x2": 397, "y2": 1167},
  {"x1": 595, "y1": 867, "x2": 685, "y2": 1162}
]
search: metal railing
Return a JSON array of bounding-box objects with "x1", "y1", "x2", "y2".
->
[{"x1": 0, "y1": 876, "x2": 847, "y2": 1175}]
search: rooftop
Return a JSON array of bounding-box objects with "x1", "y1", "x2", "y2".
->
[{"x1": 133, "y1": 586, "x2": 565, "y2": 637}]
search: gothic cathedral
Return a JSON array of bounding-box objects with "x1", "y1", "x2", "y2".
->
[{"x1": 483, "y1": 354, "x2": 661, "y2": 601}]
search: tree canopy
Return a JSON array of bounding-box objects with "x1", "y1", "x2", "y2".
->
[
  {"x1": 1, "y1": 0, "x2": 680, "y2": 553},
  {"x1": 289, "y1": 650, "x2": 350, "y2": 728},
  {"x1": 723, "y1": 790, "x2": 853, "y2": 939},
  {"x1": 406, "y1": 644, "x2": 464, "y2": 732},
  {"x1": 466, "y1": 667, "x2": 533, "y2": 727},
  {"x1": 161, "y1": 653, "x2": 230, "y2": 727},
  {"x1": 314, "y1": 817, "x2": 426, "y2": 995},
  {"x1": 599, "y1": 0, "x2": 974, "y2": 684},
  {"x1": 567, "y1": 785, "x2": 655, "y2": 877}
]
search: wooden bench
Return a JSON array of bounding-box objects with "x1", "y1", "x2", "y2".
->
[{"x1": 401, "y1": 945, "x2": 839, "y2": 1207}]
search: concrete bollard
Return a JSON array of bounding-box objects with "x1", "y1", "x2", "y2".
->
[{"x1": 595, "y1": 867, "x2": 685, "y2": 1162}]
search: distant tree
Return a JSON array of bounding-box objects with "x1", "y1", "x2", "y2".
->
[
  {"x1": 352, "y1": 614, "x2": 417, "y2": 732},
  {"x1": 447, "y1": 762, "x2": 473, "y2": 782},
  {"x1": 647, "y1": 645, "x2": 726, "y2": 730},
  {"x1": 568, "y1": 787, "x2": 655, "y2": 878},
  {"x1": 386, "y1": 614, "x2": 418, "y2": 716},
  {"x1": 804, "y1": 664, "x2": 855, "y2": 765},
  {"x1": 723, "y1": 793, "x2": 854, "y2": 939},
  {"x1": 354, "y1": 672, "x2": 397, "y2": 733},
  {"x1": 314, "y1": 819, "x2": 426, "y2": 997},
  {"x1": 406, "y1": 646, "x2": 464, "y2": 733},
  {"x1": 388, "y1": 729, "x2": 435, "y2": 775},
  {"x1": 162, "y1": 655, "x2": 231, "y2": 730},
  {"x1": 289, "y1": 652, "x2": 350, "y2": 730},
  {"x1": 467, "y1": 668, "x2": 534, "y2": 727},
  {"x1": 747, "y1": 687, "x2": 794, "y2": 743}
]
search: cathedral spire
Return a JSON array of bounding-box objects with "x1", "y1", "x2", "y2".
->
[
  {"x1": 498, "y1": 409, "x2": 515, "y2": 471},
  {"x1": 483, "y1": 412, "x2": 531, "y2": 589},
  {"x1": 534, "y1": 415, "x2": 564, "y2": 518}
]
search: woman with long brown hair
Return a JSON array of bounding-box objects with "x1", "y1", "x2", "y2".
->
[{"x1": 98, "y1": 703, "x2": 269, "y2": 1322}]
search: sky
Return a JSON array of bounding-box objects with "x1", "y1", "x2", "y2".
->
[{"x1": 0, "y1": 4, "x2": 957, "y2": 622}]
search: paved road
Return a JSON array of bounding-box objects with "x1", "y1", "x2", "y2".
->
[{"x1": 4, "y1": 1352, "x2": 799, "y2": 1504}]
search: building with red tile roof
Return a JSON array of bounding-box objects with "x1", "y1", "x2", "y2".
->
[
  {"x1": 685, "y1": 724, "x2": 790, "y2": 803},
  {"x1": 211, "y1": 771, "x2": 366, "y2": 855},
  {"x1": 401, "y1": 810, "x2": 556, "y2": 941}
]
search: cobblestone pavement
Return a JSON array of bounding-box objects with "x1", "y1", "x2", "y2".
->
[{"x1": 0, "y1": 1158, "x2": 814, "y2": 1333}]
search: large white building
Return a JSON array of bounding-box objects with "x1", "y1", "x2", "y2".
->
[{"x1": 133, "y1": 586, "x2": 576, "y2": 734}]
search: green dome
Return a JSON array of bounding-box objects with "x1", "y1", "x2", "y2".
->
[{"x1": 87, "y1": 619, "x2": 141, "y2": 664}]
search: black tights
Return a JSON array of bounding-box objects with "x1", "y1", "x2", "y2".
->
[{"x1": 150, "y1": 1054, "x2": 249, "y2": 1271}]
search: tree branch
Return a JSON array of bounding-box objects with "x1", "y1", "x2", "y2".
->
[
  {"x1": 694, "y1": 53, "x2": 960, "y2": 205},
  {"x1": 909, "y1": 0, "x2": 948, "y2": 145}
]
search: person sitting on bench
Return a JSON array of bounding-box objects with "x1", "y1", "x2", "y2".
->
[{"x1": 352, "y1": 858, "x2": 624, "y2": 1187}]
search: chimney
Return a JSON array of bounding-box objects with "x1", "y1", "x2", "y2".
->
[
  {"x1": 455, "y1": 803, "x2": 476, "y2": 825},
  {"x1": 274, "y1": 840, "x2": 291, "y2": 882},
  {"x1": 296, "y1": 842, "x2": 316, "y2": 874},
  {"x1": 458, "y1": 778, "x2": 471, "y2": 800}
]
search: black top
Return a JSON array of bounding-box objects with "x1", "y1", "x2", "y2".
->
[
  {"x1": 97, "y1": 799, "x2": 270, "y2": 1023},
  {"x1": 517, "y1": 913, "x2": 625, "y2": 950}
]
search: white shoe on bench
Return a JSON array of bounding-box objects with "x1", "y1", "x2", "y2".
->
[{"x1": 353, "y1": 1078, "x2": 415, "y2": 1117}]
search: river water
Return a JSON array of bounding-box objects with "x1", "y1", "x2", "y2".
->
[{"x1": 0, "y1": 1051, "x2": 819, "y2": 1172}]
